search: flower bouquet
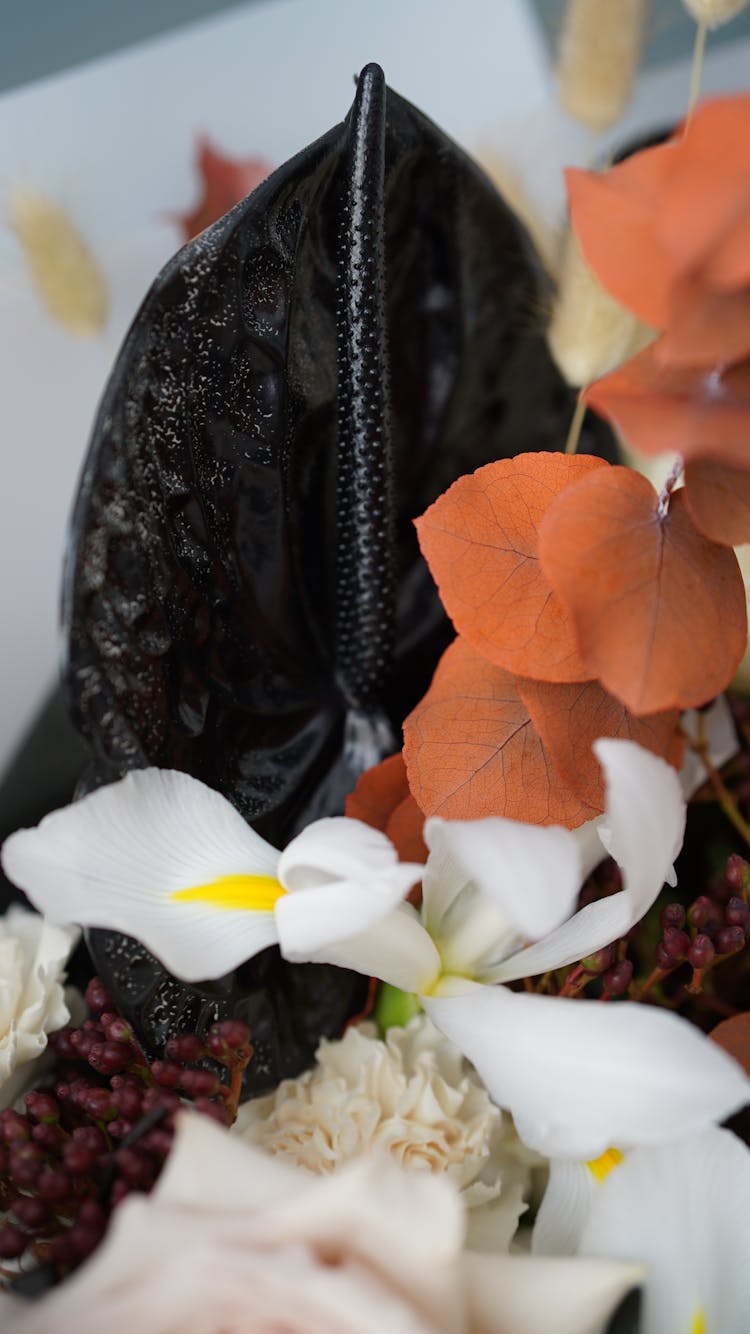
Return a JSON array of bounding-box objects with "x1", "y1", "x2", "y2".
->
[{"x1": 1, "y1": 2, "x2": 750, "y2": 1331}]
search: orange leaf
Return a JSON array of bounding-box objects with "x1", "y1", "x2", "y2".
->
[
  {"x1": 402, "y1": 637, "x2": 598, "y2": 827},
  {"x1": 660, "y1": 275, "x2": 750, "y2": 367},
  {"x1": 538, "y1": 467, "x2": 747, "y2": 714},
  {"x1": 565, "y1": 150, "x2": 674, "y2": 328},
  {"x1": 386, "y1": 794, "x2": 429, "y2": 865},
  {"x1": 516, "y1": 676, "x2": 682, "y2": 809},
  {"x1": 584, "y1": 342, "x2": 750, "y2": 469},
  {"x1": 710, "y1": 1012, "x2": 750, "y2": 1077},
  {"x1": 415, "y1": 453, "x2": 606, "y2": 682},
  {"x1": 346, "y1": 754, "x2": 428, "y2": 863},
  {"x1": 175, "y1": 137, "x2": 273, "y2": 242},
  {"x1": 684, "y1": 459, "x2": 750, "y2": 547}
]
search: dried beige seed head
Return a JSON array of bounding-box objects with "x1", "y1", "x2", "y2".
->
[
  {"x1": 8, "y1": 188, "x2": 108, "y2": 336},
  {"x1": 558, "y1": 0, "x2": 647, "y2": 131},
  {"x1": 682, "y1": 0, "x2": 749, "y2": 24},
  {"x1": 547, "y1": 227, "x2": 654, "y2": 386}
]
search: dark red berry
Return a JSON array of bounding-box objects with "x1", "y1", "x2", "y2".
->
[
  {"x1": 725, "y1": 854, "x2": 750, "y2": 895},
  {"x1": 715, "y1": 925, "x2": 745, "y2": 956},
  {"x1": 179, "y1": 1069, "x2": 221, "y2": 1098},
  {"x1": 85, "y1": 978, "x2": 114, "y2": 1015},
  {"x1": 107, "y1": 1119, "x2": 135, "y2": 1141},
  {"x1": 0, "y1": 1110, "x2": 31, "y2": 1143},
  {"x1": 63, "y1": 1144, "x2": 97, "y2": 1176},
  {"x1": 660, "y1": 903, "x2": 686, "y2": 930},
  {"x1": 31, "y1": 1122, "x2": 66, "y2": 1152},
  {"x1": 88, "y1": 1041, "x2": 132, "y2": 1075},
  {"x1": 24, "y1": 1091, "x2": 60, "y2": 1124},
  {"x1": 37, "y1": 1169, "x2": 71, "y2": 1203},
  {"x1": 112, "y1": 1084, "x2": 143, "y2": 1120},
  {"x1": 688, "y1": 896, "x2": 715, "y2": 929},
  {"x1": 11, "y1": 1197, "x2": 50, "y2": 1229},
  {"x1": 209, "y1": 1019, "x2": 251, "y2": 1050},
  {"x1": 688, "y1": 934, "x2": 715, "y2": 969},
  {"x1": 100, "y1": 1016, "x2": 133, "y2": 1044},
  {"x1": 581, "y1": 946, "x2": 614, "y2": 975},
  {"x1": 49, "y1": 1028, "x2": 79, "y2": 1061},
  {"x1": 77, "y1": 1200, "x2": 105, "y2": 1230},
  {"x1": 151, "y1": 1061, "x2": 183, "y2": 1089},
  {"x1": 9, "y1": 1143, "x2": 44, "y2": 1187},
  {"x1": 602, "y1": 960, "x2": 633, "y2": 996},
  {"x1": 725, "y1": 897, "x2": 750, "y2": 931},
  {"x1": 0, "y1": 1225, "x2": 27, "y2": 1259},
  {"x1": 78, "y1": 1088, "x2": 117, "y2": 1121},
  {"x1": 165, "y1": 1034, "x2": 206, "y2": 1063},
  {"x1": 71, "y1": 1126, "x2": 107, "y2": 1154},
  {"x1": 193, "y1": 1098, "x2": 231, "y2": 1126},
  {"x1": 654, "y1": 942, "x2": 677, "y2": 971},
  {"x1": 68, "y1": 1224, "x2": 102, "y2": 1260},
  {"x1": 661, "y1": 926, "x2": 691, "y2": 961}
]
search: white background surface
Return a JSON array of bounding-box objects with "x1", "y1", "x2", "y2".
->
[{"x1": 1, "y1": 0, "x2": 748, "y2": 770}]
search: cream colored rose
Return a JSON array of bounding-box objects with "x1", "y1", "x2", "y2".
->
[
  {"x1": 0, "y1": 907, "x2": 77, "y2": 1109},
  {"x1": 0, "y1": 1113, "x2": 641, "y2": 1334},
  {"x1": 235, "y1": 1016, "x2": 541, "y2": 1250}
]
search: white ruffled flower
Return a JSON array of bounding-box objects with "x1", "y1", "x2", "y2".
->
[
  {"x1": 0, "y1": 1112, "x2": 642, "y2": 1334},
  {"x1": 236, "y1": 1015, "x2": 541, "y2": 1250},
  {"x1": 0, "y1": 906, "x2": 78, "y2": 1108}
]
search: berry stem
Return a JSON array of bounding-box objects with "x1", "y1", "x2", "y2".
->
[{"x1": 684, "y1": 717, "x2": 750, "y2": 851}]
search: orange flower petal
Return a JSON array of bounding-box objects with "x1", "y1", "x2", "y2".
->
[
  {"x1": 516, "y1": 676, "x2": 682, "y2": 808},
  {"x1": 415, "y1": 453, "x2": 606, "y2": 682},
  {"x1": 684, "y1": 458, "x2": 750, "y2": 547},
  {"x1": 538, "y1": 467, "x2": 747, "y2": 714},
  {"x1": 403, "y1": 637, "x2": 598, "y2": 827}
]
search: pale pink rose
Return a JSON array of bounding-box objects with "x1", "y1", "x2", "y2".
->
[{"x1": 0, "y1": 1113, "x2": 640, "y2": 1334}]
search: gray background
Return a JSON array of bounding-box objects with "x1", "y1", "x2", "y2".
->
[{"x1": 2, "y1": 0, "x2": 750, "y2": 95}]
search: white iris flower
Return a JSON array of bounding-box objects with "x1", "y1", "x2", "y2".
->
[
  {"x1": 2, "y1": 739, "x2": 748, "y2": 1163},
  {"x1": 0, "y1": 769, "x2": 424, "y2": 982}
]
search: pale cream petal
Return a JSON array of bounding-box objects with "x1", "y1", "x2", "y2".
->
[{"x1": 464, "y1": 1251, "x2": 643, "y2": 1334}]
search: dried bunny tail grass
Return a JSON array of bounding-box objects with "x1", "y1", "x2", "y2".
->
[
  {"x1": 8, "y1": 187, "x2": 108, "y2": 336},
  {"x1": 682, "y1": 0, "x2": 749, "y2": 25},
  {"x1": 547, "y1": 227, "x2": 654, "y2": 387},
  {"x1": 557, "y1": 0, "x2": 648, "y2": 132}
]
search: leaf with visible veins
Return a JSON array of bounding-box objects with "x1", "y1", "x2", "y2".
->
[
  {"x1": 538, "y1": 466, "x2": 747, "y2": 715},
  {"x1": 403, "y1": 637, "x2": 598, "y2": 827},
  {"x1": 516, "y1": 676, "x2": 682, "y2": 809},
  {"x1": 415, "y1": 453, "x2": 606, "y2": 682}
]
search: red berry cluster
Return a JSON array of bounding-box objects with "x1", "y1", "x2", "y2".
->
[
  {"x1": 653, "y1": 854, "x2": 750, "y2": 995},
  {"x1": 0, "y1": 978, "x2": 252, "y2": 1281}
]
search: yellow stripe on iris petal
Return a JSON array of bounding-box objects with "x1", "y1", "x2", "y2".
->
[
  {"x1": 690, "y1": 1311, "x2": 706, "y2": 1334},
  {"x1": 586, "y1": 1147, "x2": 623, "y2": 1182},
  {"x1": 170, "y1": 874, "x2": 286, "y2": 912}
]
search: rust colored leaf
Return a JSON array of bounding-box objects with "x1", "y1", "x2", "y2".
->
[
  {"x1": 565, "y1": 150, "x2": 674, "y2": 327},
  {"x1": 403, "y1": 637, "x2": 598, "y2": 827},
  {"x1": 584, "y1": 343, "x2": 750, "y2": 469},
  {"x1": 516, "y1": 676, "x2": 682, "y2": 808},
  {"x1": 710, "y1": 1012, "x2": 750, "y2": 1077},
  {"x1": 567, "y1": 96, "x2": 750, "y2": 361},
  {"x1": 175, "y1": 137, "x2": 273, "y2": 242},
  {"x1": 684, "y1": 458, "x2": 750, "y2": 547},
  {"x1": 346, "y1": 754, "x2": 428, "y2": 863},
  {"x1": 538, "y1": 466, "x2": 747, "y2": 715},
  {"x1": 415, "y1": 453, "x2": 606, "y2": 682}
]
